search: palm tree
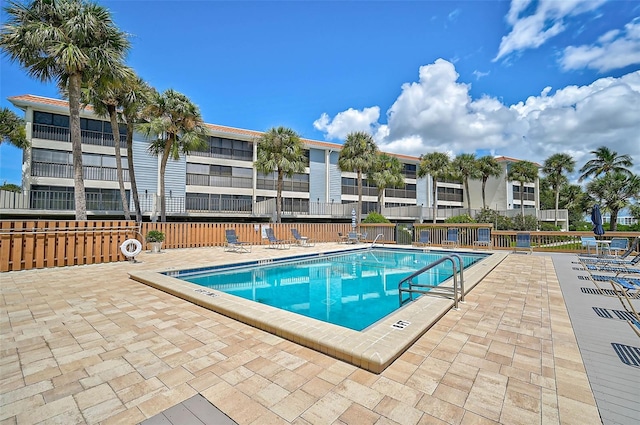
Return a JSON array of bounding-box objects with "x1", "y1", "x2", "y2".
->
[
  {"x1": 451, "y1": 153, "x2": 480, "y2": 216},
  {"x1": 542, "y1": 153, "x2": 575, "y2": 227},
  {"x1": 417, "y1": 152, "x2": 451, "y2": 223},
  {"x1": 81, "y1": 66, "x2": 135, "y2": 220},
  {"x1": 578, "y1": 146, "x2": 633, "y2": 182},
  {"x1": 0, "y1": 107, "x2": 28, "y2": 148},
  {"x1": 139, "y1": 89, "x2": 207, "y2": 222},
  {"x1": 507, "y1": 160, "x2": 539, "y2": 217},
  {"x1": 338, "y1": 131, "x2": 379, "y2": 224},
  {"x1": 119, "y1": 76, "x2": 154, "y2": 223},
  {"x1": 254, "y1": 127, "x2": 306, "y2": 223},
  {"x1": 368, "y1": 153, "x2": 405, "y2": 213},
  {"x1": 1, "y1": 0, "x2": 130, "y2": 220},
  {"x1": 476, "y1": 155, "x2": 502, "y2": 209},
  {"x1": 587, "y1": 172, "x2": 640, "y2": 231}
]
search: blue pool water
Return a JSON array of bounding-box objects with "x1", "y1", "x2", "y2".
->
[{"x1": 175, "y1": 248, "x2": 487, "y2": 331}]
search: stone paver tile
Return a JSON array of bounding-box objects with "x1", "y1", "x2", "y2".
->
[
  {"x1": 187, "y1": 371, "x2": 222, "y2": 393},
  {"x1": 136, "y1": 382, "x2": 196, "y2": 419},
  {"x1": 556, "y1": 395, "x2": 600, "y2": 425},
  {"x1": 157, "y1": 366, "x2": 196, "y2": 388},
  {"x1": 339, "y1": 402, "x2": 381, "y2": 425},
  {"x1": 14, "y1": 395, "x2": 78, "y2": 424},
  {"x1": 432, "y1": 382, "x2": 468, "y2": 408},
  {"x1": 300, "y1": 391, "x2": 352, "y2": 424},
  {"x1": 255, "y1": 382, "x2": 290, "y2": 408},
  {"x1": 270, "y1": 388, "x2": 317, "y2": 423},
  {"x1": 374, "y1": 395, "x2": 423, "y2": 425},
  {"x1": 300, "y1": 376, "x2": 334, "y2": 398},
  {"x1": 100, "y1": 406, "x2": 146, "y2": 425},
  {"x1": 416, "y1": 393, "x2": 465, "y2": 424},
  {"x1": 463, "y1": 370, "x2": 508, "y2": 422},
  {"x1": 0, "y1": 380, "x2": 52, "y2": 407},
  {"x1": 74, "y1": 382, "x2": 118, "y2": 410},
  {"x1": 0, "y1": 394, "x2": 44, "y2": 422},
  {"x1": 82, "y1": 397, "x2": 126, "y2": 424},
  {"x1": 334, "y1": 378, "x2": 385, "y2": 410}
]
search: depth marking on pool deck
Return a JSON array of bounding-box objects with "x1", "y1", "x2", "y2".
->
[
  {"x1": 194, "y1": 288, "x2": 219, "y2": 298},
  {"x1": 391, "y1": 320, "x2": 411, "y2": 329}
]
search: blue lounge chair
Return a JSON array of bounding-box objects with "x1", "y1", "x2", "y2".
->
[
  {"x1": 224, "y1": 229, "x2": 251, "y2": 253},
  {"x1": 291, "y1": 228, "x2": 314, "y2": 246},
  {"x1": 442, "y1": 228, "x2": 458, "y2": 248},
  {"x1": 414, "y1": 230, "x2": 430, "y2": 247},
  {"x1": 580, "y1": 236, "x2": 598, "y2": 255},
  {"x1": 347, "y1": 231, "x2": 359, "y2": 244},
  {"x1": 265, "y1": 228, "x2": 290, "y2": 249},
  {"x1": 580, "y1": 253, "x2": 640, "y2": 267},
  {"x1": 609, "y1": 238, "x2": 629, "y2": 257},
  {"x1": 473, "y1": 228, "x2": 492, "y2": 249},
  {"x1": 513, "y1": 233, "x2": 532, "y2": 254}
]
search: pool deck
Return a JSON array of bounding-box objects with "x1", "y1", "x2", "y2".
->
[{"x1": 1, "y1": 243, "x2": 637, "y2": 424}]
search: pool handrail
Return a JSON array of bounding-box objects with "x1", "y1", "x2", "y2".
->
[
  {"x1": 369, "y1": 233, "x2": 385, "y2": 249},
  {"x1": 398, "y1": 255, "x2": 462, "y2": 309}
]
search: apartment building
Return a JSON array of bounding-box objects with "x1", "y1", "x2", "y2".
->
[{"x1": 5, "y1": 94, "x2": 552, "y2": 226}]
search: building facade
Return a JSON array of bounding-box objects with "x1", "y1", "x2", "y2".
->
[{"x1": 4, "y1": 94, "x2": 559, "y2": 226}]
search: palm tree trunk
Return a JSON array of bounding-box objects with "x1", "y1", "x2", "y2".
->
[
  {"x1": 481, "y1": 178, "x2": 487, "y2": 209},
  {"x1": 610, "y1": 209, "x2": 618, "y2": 231},
  {"x1": 357, "y1": 170, "x2": 362, "y2": 224},
  {"x1": 378, "y1": 190, "x2": 383, "y2": 214},
  {"x1": 554, "y1": 187, "x2": 560, "y2": 227},
  {"x1": 68, "y1": 73, "x2": 87, "y2": 220},
  {"x1": 108, "y1": 106, "x2": 131, "y2": 220},
  {"x1": 159, "y1": 138, "x2": 172, "y2": 222},
  {"x1": 465, "y1": 178, "x2": 471, "y2": 216},
  {"x1": 126, "y1": 126, "x2": 142, "y2": 222},
  {"x1": 520, "y1": 182, "x2": 525, "y2": 217},
  {"x1": 432, "y1": 178, "x2": 437, "y2": 224},
  {"x1": 276, "y1": 169, "x2": 283, "y2": 223}
]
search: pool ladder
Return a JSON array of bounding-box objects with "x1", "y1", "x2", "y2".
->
[
  {"x1": 369, "y1": 233, "x2": 385, "y2": 249},
  {"x1": 398, "y1": 254, "x2": 465, "y2": 309}
]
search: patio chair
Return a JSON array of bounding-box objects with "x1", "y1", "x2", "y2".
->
[
  {"x1": 579, "y1": 238, "x2": 638, "y2": 264},
  {"x1": 337, "y1": 232, "x2": 349, "y2": 243},
  {"x1": 347, "y1": 231, "x2": 359, "y2": 244},
  {"x1": 413, "y1": 230, "x2": 431, "y2": 247},
  {"x1": 579, "y1": 253, "x2": 640, "y2": 268},
  {"x1": 442, "y1": 228, "x2": 458, "y2": 248},
  {"x1": 581, "y1": 236, "x2": 598, "y2": 255},
  {"x1": 583, "y1": 258, "x2": 640, "y2": 276},
  {"x1": 224, "y1": 229, "x2": 251, "y2": 253},
  {"x1": 264, "y1": 227, "x2": 290, "y2": 249},
  {"x1": 513, "y1": 232, "x2": 532, "y2": 254},
  {"x1": 291, "y1": 228, "x2": 315, "y2": 247},
  {"x1": 360, "y1": 231, "x2": 368, "y2": 242},
  {"x1": 473, "y1": 228, "x2": 492, "y2": 250},
  {"x1": 609, "y1": 238, "x2": 629, "y2": 257}
]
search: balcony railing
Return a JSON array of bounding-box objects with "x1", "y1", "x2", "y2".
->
[
  {"x1": 32, "y1": 162, "x2": 130, "y2": 182},
  {"x1": 33, "y1": 123, "x2": 126, "y2": 147}
]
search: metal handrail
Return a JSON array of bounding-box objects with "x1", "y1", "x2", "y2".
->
[
  {"x1": 369, "y1": 233, "x2": 385, "y2": 249},
  {"x1": 398, "y1": 255, "x2": 462, "y2": 309}
]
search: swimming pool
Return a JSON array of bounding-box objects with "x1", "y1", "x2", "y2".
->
[
  {"x1": 130, "y1": 246, "x2": 506, "y2": 373},
  {"x1": 175, "y1": 249, "x2": 487, "y2": 331}
]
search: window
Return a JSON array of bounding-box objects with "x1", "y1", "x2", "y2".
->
[
  {"x1": 403, "y1": 163, "x2": 417, "y2": 179},
  {"x1": 437, "y1": 186, "x2": 463, "y2": 202}
]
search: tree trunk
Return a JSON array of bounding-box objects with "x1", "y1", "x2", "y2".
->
[
  {"x1": 356, "y1": 170, "x2": 362, "y2": 224},
  {"x1": 159, "y1": 136, "x2": 172, "y2": 222},
  {"x1": 108, "y1": 106, "x2": 131, "y2": 220},
  {"x1": 520, "y1": 182, "x2": 525, "y2": 217},
  {"x1": 554, "y1": 186, "x2": 560, "y2": 227},
  {"x1": 432, "y1": 177, "x2": 437, "y2": 223},
  {"x1": 126, "y1": 125, "x2": 142, "y2": 222},
  {"x1": 378, "y1": 189, "x2": 384, "y2": 214},
  {"x1": 276, "y1": 169, "x2": 283, "y2": 223},
  {"x1": 68, "y1": 73, "x2": 87, "y2": 220},
  {"x1": 465, "y1": 178, "x2": 471, "y2": 216},
  {"x1": 481, "y1": 178, "x2": 487, "y2": 209},
  {"x1": 610, "y1": 209, "x2": 618, "y2": 231}
]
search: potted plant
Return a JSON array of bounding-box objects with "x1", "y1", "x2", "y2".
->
[{"x1": 145, "y1": 230, "x2": 165, "y2": 253}]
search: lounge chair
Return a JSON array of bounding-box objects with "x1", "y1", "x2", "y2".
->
[
  {"x1": 413, "y1": 230, "x2": 431, "y2": 247},
  {"x1": 347, "y1": 231, "x2": 359, "y2": 244},
  {"x1": 264, "y1": 228, "x2": 290, "y2": 249},
  {"x1": 291, "y1": 228, "x2": 315, "y2": 247},
  {"x1": 442, "y1": 228, "x2": 458, "y2": 248},
  {"x1": 579, "y1": 253, "x2": 640, "y2": 267},
  {"x1": 337, "y1": 232, "x2": 349, "y2": 243},
  {"x1": 583, "y1": 261, "x2": 640, "y2": 276},
  {"x1": 513, "y1": 232, "x2": 532, "y2": 254},
  {"x1": 607, "y1": 280, "x2": 640, "y2": 338},
  {"x1": 224, "y1": 229, "x2": 251, "y2": 253},
  {"x1": 473, "y1": 228, "x2": 492, "y2": 250},
  {"x1": 579, "y1": 237, "x2": 638, "y2": 263},
  {"x1": 609, "y1": 238, "x2": 629, "y2": 257}
]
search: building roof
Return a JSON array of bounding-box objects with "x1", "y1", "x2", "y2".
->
[{"x1": 494, "y1": 155, "x2": 541, "y2": 167}]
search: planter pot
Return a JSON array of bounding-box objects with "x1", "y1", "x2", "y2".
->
[{"x1": 149, "y1": 242, "x2": 163, "y2": 253}]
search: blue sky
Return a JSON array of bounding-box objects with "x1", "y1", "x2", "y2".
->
[{"x1": 2, "y1": 0, "x2": 639, "y2": 186}]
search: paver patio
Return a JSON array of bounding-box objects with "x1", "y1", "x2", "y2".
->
[{"x1": 0, "y1": 243, "x2": 611, "y2": 424}]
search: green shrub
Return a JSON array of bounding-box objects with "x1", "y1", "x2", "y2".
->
[
  {"x1": 445, "y1": 214, "x2": 475, "y2": 223},
  {"x1": 363, "y1": 212, "x2": 390, "y2": 223},
  {"x1": 512, "y1": 214, "x2": 538, "y2": 231},
  {"x1": 539, "y1": 222, "x2": 561, "y2": 231},
  {"x1": 475, "y1": 208, "x2": 512, "y2": 230},
  {"x1": 145, "y1": 230, "x2": 165, "y2": 243}
]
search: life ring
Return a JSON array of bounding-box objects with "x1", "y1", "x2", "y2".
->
[{"x1": 120, "y1": 239, "x2": 142, "y2": 258}]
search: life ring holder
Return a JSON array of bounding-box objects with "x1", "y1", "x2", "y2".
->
[{"x1": 121, "y1": 238, "x2": 143, "y2": 261}]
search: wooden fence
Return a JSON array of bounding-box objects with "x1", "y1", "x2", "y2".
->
[{"x1": 1, "y1": 220, "x2": 638, "y2": 272}]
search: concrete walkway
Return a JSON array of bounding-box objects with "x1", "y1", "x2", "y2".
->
[{"x1": 0, "y1": 244, "x2": 620, "y2": 424}]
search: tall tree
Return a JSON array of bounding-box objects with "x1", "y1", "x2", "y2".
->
[
  {"x1": 451, "y1": 153, "x2": 480, "y2": 216},
  {"x1": 368, "y1": 153, "x2": 405, "y2": 213},
  {"x1": 476, "y1": 155, "x2": 502, "y2": 209},
  {"x1": 139, "y1": 89, "x2": 207, "y2": 222},
  {"x1": 587, "y1": 172, "x2": 640, "y2": 231},
  {"x1": 254, "y1": 126, "x2": 306, "y2": 223},
  {"x1": 417, "y1": 152, "x2": 451, "y2": 223},
  {"x1": 507, "y1": 160, "x2": 539, "y2": 217},
  {"x1": 81, "y1": 66, "x2": 135, "y2": 220},
  {"x1": 578, "y1": 146, "x2": 633, "y2": 182},
  {"x1": 542, "y1": 153, "x2": 575, "y2": 227},
  {"x1": 1, "y1": 0, "x2": 130, "y2": 220},
  {"x1": 338, "y1": 131, "x2": 378, "y2": 224},
  {"x1": 0, "y1": 107, "x2": 28, "y2": 148},
  {"x1": 120, "y1": 76, "x2": 153, "y2": 223}
]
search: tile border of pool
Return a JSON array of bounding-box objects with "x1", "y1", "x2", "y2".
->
[{"x1": 128, "y1": 248, "x2": 508, "y2": 373}]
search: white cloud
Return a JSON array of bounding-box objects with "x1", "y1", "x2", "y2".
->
[
  {"x1": 314, "y1": 60, "x2": 640, "y2": 176},
  {"x1": 560, "y1": 18, "x2": 640, "y2": 72},
  {"x1": 472, "y1": 70, "x2": 490, "y2": 80},
  {"x1": 312, "y1": 107, "x2": 380, "y2": 140},
  {"x1": 494, "y1": 0, "x2": 605, "y2": 61}
]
